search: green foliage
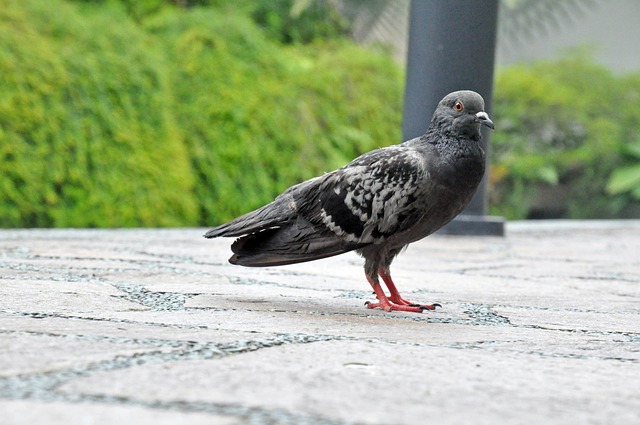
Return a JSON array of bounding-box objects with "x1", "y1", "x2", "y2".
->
[
  {"x1": 67, "y1": 0, "x2": 168, "y2": 22},
  {"x1": 490, "y1": 52, "x2": 640, "y2": 219},
  {"x1": 0, "y1": 0, "x2": 197, "y2": 227},
  {"x1": 0, "y1": 0, "x2": 402, "y2": 227},
  {"x1": 606, "y1": 141, "x2": 640, "y2": 199},
  {"x1": 146, "y1": 8, "x2": 402, "y2": 223},
  {"x1": 249, "y1": 0, "x2": 351, "y2": 44}
]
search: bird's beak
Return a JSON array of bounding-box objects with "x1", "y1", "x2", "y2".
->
[{"x1": 475, "y1": 111, "x2": 494, "y2": 130}]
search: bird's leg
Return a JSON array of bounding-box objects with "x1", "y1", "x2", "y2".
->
[
  {"x1": 378, "y1": 267, "x2": 441, "y2": 311},
  {"x1": 364, "y1": 274, "x2": 393, "y2": 312},
  {"x1": 364, "y1": 273, "x2": 428, "y2": 313},
  {"x1": 377, "y1": 267, "x2": 412, "y2": 305}
]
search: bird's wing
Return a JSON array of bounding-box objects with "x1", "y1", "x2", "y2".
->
[
  {"x1": 222, "y1": 176, "x2": 366, "y2": 267},
  {"x1": 224, "y1": 146, "x2": 431, "y2": 267},
  {"x1": 300, "y1": 145, "x2": 431, "y2": 245}
]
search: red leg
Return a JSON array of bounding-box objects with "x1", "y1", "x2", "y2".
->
[
  {"x1": 364, "y1": 274, "x2": 393, "y2": 312},
  {"x1": 364, "y1": 274, "x2": 426, "y2": 313},
  {"x1": 378, "y1": 268, "x2": 413, "y2": 305},
  {"x1": 377, "y1": 268, "x2": 441, "y2": 311}
]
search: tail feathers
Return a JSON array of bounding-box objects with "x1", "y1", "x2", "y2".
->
[
  {"x1": 203, "y1": 199, "x2": 292, "y2": 239},
  {"x1": 229, "y1": 219, "x2": 364, "y2": 267},
  {"x1": 205, "y1": 177, "x2": 323, "y2": 239}
]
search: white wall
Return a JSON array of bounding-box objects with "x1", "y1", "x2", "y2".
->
[
  {"x1": 496, "y1": 0, "x2": 640, "y2": 73},
  {"x1": 343, "y1": 0, "x2": 640, "y2": 73}
]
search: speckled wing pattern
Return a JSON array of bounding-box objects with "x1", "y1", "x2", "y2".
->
[{"x1": 304, "y1": 146, "x2": 429, "y2": 245}]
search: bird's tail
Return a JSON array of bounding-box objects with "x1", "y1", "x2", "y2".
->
[
  {"x1": 204, "y1": 199, "x2": 363, "y2": 267},
  {"x1": 227, "y1": 216, "x2": 364, "y2": 267},
  {"x1": 203, "y1": 198, "x2": 293, "y2": 239},
  {"x1": 204, "y1": 178, "x2": 365, "y2": 267}
]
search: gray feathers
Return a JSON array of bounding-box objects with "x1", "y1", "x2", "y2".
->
[
  {"x1": 316, "y1": 146, "x2": 426, "y2": 244},
  {"x1": 205, "y1": 90, "x2": 493, "y2": 271}
]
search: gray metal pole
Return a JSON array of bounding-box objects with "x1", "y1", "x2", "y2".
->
[{"x1": 402, "y1": 0, "x2": 504, "y2": 236}]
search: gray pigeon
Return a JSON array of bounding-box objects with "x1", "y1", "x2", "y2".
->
[{"x1": 205, "y1": 90, "x2": 494, "y2": 312}]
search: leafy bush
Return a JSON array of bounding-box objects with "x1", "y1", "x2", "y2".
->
[
  {"x1": 146, "y1": 8, "x2": 402, "y2": 223},
  {"x1": 0, "y1": 0, "x2": 197, "y2": 227},
  {"x1": 490, "y1": 52, "x2": 640, "y2": 219},
  {"x1": 0, "y1": 0, "x2": 402, "y2": 227},
  {"x1": 607, "y1": 141, "x2": 640, "y2": 200},
  {"x1": 248, "y1": 0, "x2": 351, "y2": 44}
]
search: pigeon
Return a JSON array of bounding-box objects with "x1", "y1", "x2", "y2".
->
[{"x1": 204, "y1": 90, "x2": 494, "y2": 313}]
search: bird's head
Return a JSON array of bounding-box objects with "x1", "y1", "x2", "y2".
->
[{"x1": 431, "y1": 90, "x2": 494, "y2": 140}]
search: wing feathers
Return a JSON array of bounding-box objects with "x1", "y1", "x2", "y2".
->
[
  {"x1": 205, "y1": 146, "x2": 430, "y2": 266},
  {"x1": 229, "y1": 217, "x2": 364, "y2": 267}
]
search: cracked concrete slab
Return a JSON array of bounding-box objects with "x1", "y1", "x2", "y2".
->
[
  {"x1": 57, "y1": 340, "x2": 640, "y2": 425},
  {"x1": 1, "y1": 221, "x2": 639, "y2": 425},
  {"x1": 0, "y1": 332, "x2": 170, "y2": 377},
  {"x1": 0, "y1": 400, "x2": 241, "y2": 425}
]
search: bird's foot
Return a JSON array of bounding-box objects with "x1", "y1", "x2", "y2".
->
[
  {"x1": 365, "y1": 273, "x2": 441, "y2": 313},
  {"x1": 387, "y1": 294, "x2": 441, "y2": 311},
  {"x1": 410, "y1": 302, "x2": 442, "y2": 311},
  {"x1": 365, "y1": 300, "x2": 441, "y2": 313}
]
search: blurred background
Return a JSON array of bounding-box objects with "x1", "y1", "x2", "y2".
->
[{"x1": 1, "y1": 0, "x2": 639, "y2": 228}]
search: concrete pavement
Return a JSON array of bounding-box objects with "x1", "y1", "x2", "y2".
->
[{"x1": 0, "y1": 221, "x2": 639, "y2": 424}]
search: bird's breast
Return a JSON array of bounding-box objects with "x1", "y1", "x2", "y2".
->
[
  {"x1": 428, "y1": 141, "x2": 485, "y2": 192},
  {"x1": 390, "y1": 146, "x2": 485, "y2": 244}
]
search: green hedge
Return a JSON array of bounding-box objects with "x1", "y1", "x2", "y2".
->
[
  {"x1": 0, "y1": 0, "x2": 402, "y2": 227},
  {"x1": 0, "y1": 0, "x2": 197, "y2": 227},
  {"x1": 147, "y1": 9, "x2": 402, "y2": 222},
  {"x1": 490, "y1": 52, "x2": 640, "y2": 219}
]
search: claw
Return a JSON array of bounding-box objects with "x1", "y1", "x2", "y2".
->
[{"x1": 407, "y1": 302, "x2": 442, "y2": 310}]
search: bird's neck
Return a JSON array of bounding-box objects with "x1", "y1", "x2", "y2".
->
[
  {"x1": 417, "y1": 129, "x2": 486, "y2": 187},
  {"x1": 418, "y1": 128, "x2": 482, "y2": 158},
  {"x1": 425, "y1": 122, "x2": 482, "y2": 144}
]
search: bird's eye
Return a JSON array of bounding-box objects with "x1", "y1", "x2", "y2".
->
[{"x1": 454, "y1": 101, "x2": 464, "y2": 112}]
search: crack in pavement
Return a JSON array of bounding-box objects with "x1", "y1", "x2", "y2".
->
[
  {"x1": 0, "y1": 330, "x2": 349, "y2": 424},
  {"x1": 112, "y1": 282, "x2": 198, "y2": 311},
  {"x1": 6, "y1": 392, "x2": 353, "y2": 425}
]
